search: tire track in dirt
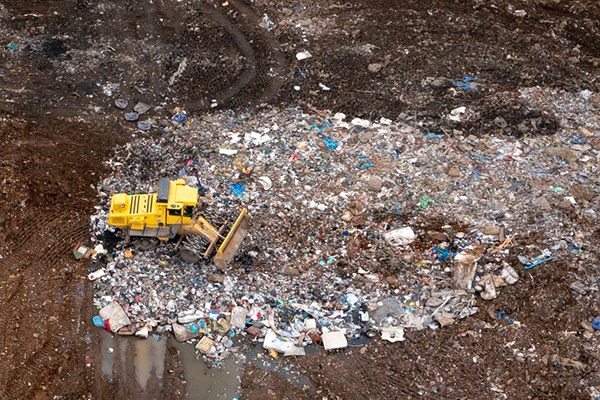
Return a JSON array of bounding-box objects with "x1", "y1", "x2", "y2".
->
[
  {"x1": 228, "y1": 0, "x2": 287, "y2": 103},
  {"x1": 196, "y1": 3, "x2": 257, "y2": 105},
  {"x1": 190, "y1": 1, "x2": 288, "y2": 107},
  {"x1": 0, "y1": 211, "x2": 91, "y2": 398}
]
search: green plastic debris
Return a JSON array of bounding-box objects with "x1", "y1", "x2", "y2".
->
[{"x1": 419, "y1": 195, "x2": 437, "y2": 211}]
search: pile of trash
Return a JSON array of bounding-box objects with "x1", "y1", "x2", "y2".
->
[{"x1": 89, "y1": 87, "x2": 600, "y2": 361}]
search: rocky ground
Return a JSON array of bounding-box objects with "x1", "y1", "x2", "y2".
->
[{"x1": 0, "y1": 0, "x2": 599, "y2": 399}]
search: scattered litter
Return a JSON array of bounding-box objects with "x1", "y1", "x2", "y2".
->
[
  {"x1": 322, "y1": 331, "x2": 348, "y2": 350},
  {"x1": 135, "y1": 326, "x2": 149, "y2": 338},
  {"x1": 88, "y1": 268, "x2": 106, "y2": 281},
  {"x1": 137, "y1": 121, "x2": 152, "y2": 131},
  {"x1": 195, "y1": 336, "x2": 215, "y2": 353},
  {"x1": 543, "y1": 354, "x2": 586, "y2": 372},
  {"x1": 257, "y1": 176, "x2": 272, "y2": 190},
  {"x1": 381, "y1": 326, "x2": 405, "y2": 342},
  {"x1": 383, "y1": 227, "x2": 415, "y2": 246},
  {"x1": 99, "y1": 302, "x2": 132, "y2": 333},
  {"x1": 569, "y1": 281, "x2": 587, "y2": 295},
  {"x1": 114, "y1": 99, "x2": 128, "y2": 109},
  {"x1": 296, "y1": 51, "x2": 312, "y2": 60},
  {"x1": 73, "y1": 242, "x2": 95, "y2": 259},
  {"x1": 323, "y1": 136, "x2": 338, "y2": 150},
  {"x1": 263, "y1": 329, "x2": 306, "y2": 356},
  {"x1": 219, "y1": 148, "x2": 238, "y2": 155},
  {"x1": 524, "y1": 256, "x2": 556, "y2": 270},
  {"x1": 124, "y1": 112, "x2": 139, "y2": 122},
  {"x1": 172, "y1": 113, "x2": 187, "y2": 124},
  {"x1": 87, "y1": 91, "x2": 600, "y2": 367},
  {"x1": 133, "y1": 102, "x2": 151, "y2": 115},
  {"x1": 448, "y1": 107, "x2": 467, "y2": 122},
  {"x1": 501, "y1": 266, "x2": 519, "y2": 285},
  {"x1": 230, "y1": 183, "x2": 246, "y2": 196}
]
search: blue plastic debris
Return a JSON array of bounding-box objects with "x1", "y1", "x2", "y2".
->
[
  {"x1": 6, "y1": 43, "x2": 18, "y2": 50},
  {"x1": 592, "y1": 317, "x2": 600, "y2": 331},
  {"x1": 172, "y1": 113, "x2": 187, "y2": 124},
  {"x1": 453, "y1": 81, "x2": 471, "y2": 91},
  {"x1": 570, "y1": 135, "x2": 585, "y2": 144},
  {"x1": 93, "y1": 316, "x2": 105, "y2": 328},
  {"x1": 524, "y1": 256, "x2": 556, "y2": 269},
  {"x1": 323, "y1": 136, "x2": 338, "y2": 150},
  {"x1": 453, "y1": 76, "x2": 480, "y2": 92},
  {"x1": 427, "y1": 132, "x2": 443, "y2": 139},
  {"x1": 230, "y1": 183, "x2": 246, "y2": 196},
  {"x1": 433, "y1": 247, "x2": 455, "y2": 262},
  {"x1": 525, "y1": 169, "x2": 556, "y2": 174}
]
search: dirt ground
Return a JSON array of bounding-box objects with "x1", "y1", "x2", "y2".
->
[{"x1": 1, "y1": 0, "x2": 599, "y2": 398}]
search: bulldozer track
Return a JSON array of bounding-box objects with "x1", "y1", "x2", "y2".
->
[
  {"x1": 0, "y1": 211, "x2": 90, "y2": 398},
  {"x1": 3, "y1": 0, "x2": 287, "y2": 115},
  {"x1": 228, "y1": 0, "x2": 287, "y2": 103},
  {"x1": 167, "y1": 0, "x2": 287, "y2": 110}
]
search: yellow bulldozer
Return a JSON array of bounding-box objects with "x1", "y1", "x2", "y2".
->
[{"x1": 107, "y1": 178, "x2": 249, "y2": 270}]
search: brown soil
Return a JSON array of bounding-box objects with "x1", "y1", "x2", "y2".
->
[
  {"x1": 1, "y1": 0, "x2": 599, "y2": 398},
  {"x1": 240, "y1": 365, "x2": 309, "y2": 400}
]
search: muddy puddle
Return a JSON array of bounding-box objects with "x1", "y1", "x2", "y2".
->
[
  {"x1": 100, "y1": 330, "x2": 313, "y2": 399},
  {"x1": 171, "y1": 340, "x2": 241, "y2": 400}
]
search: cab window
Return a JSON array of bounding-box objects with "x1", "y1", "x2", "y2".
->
[
  {"x1": 168, "y1": 209, "x2": 182, "y2": 216},
  {"x1": 183, "y1": 206, "x2": 194, "y2": 218}
]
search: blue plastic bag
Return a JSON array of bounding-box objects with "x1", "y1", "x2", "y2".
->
[
  {"x1": 230, "y1": 183, "x2": 246, "y2": 196},
  {"x1": 324, "y1": 136, "x2": 338, "y2": 150},
  {"x1": 172, "y1": 113, "x2": 188, "y2": 124}
]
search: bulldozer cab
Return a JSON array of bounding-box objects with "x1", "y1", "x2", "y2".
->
[{"x1": 165, "y1": 179, "x2": 198, "y2": 225}]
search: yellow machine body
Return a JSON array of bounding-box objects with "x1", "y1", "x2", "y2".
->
[{"x1": 108, "y1": 178, "x2": 249, "y2": 269}]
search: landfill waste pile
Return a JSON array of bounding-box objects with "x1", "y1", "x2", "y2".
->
[{"x1": 89, "y1": 87, "x2": 600, "y2": 363}]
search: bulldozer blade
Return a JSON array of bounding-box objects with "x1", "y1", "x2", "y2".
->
[{"x1": 214, "y1": 208, "x2": 249, "y2": 270}]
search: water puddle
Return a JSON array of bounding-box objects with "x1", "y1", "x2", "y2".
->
[
  {"x1": 134, "y1": 337, "x2": 166, "y2": 389},
  {"x1": 119, "y1": 338, "x2": 128, "y2": 383},
  {"x1": 101, "y1": 330, "x2": 116, "y2": 376},
  {"x1": 100, "y1": 330, "x2": 166, "y2": 389},
  {"x1": 100, "y1": 331, "x2": 313, "y2": 398},
  {"x1": 171, "y1": 339, "x2": 241, "y2": 400}
]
